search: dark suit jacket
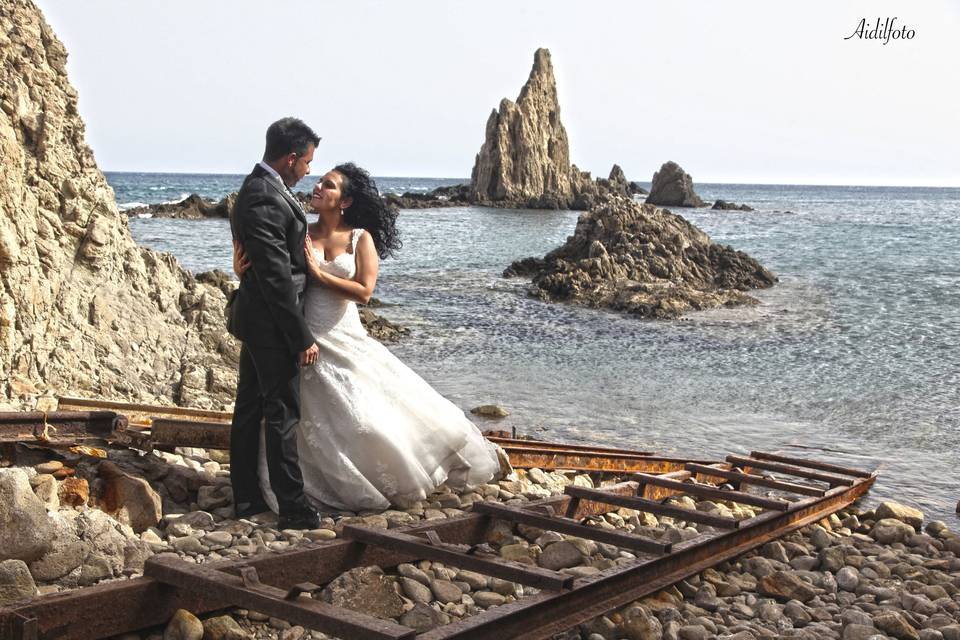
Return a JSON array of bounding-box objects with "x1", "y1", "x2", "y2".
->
[{"x1": 230, "y1": 164, "x2": 314, "y2": 354}]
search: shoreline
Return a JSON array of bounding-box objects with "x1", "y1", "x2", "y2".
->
[{"x1": 1, "y1": 443, "x2": 958, "y2": 639}]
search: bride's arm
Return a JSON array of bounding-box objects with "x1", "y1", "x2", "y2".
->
[{"x1": 306, "y1": 232, "x2": 378, "y2": 304}]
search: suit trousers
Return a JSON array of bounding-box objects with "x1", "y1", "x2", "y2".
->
[{"x1": 230, "y1": 343, "x2": 312, "y2": 518}]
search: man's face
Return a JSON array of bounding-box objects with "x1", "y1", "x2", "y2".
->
[{"x1": 283, "y1": 143, "x2": 315, "y2": 187}]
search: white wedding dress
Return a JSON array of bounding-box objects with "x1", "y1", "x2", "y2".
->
[{"x1": 259, "y1": 228, "x2": 501, "y2": 513}]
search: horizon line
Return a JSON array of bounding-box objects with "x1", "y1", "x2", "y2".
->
[{"x1": 101, "y1": 169, "x2": 960, "y2": 190}]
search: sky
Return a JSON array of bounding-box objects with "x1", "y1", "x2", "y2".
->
[{"x1": 38, "y1": 0, "x2": 960, "y2": 186}]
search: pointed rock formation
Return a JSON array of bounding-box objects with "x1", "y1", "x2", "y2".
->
[
  {"x1": 0, "y1": 0, "x2": 238, "y2": 408},
  {"x1": 505, "y1": 194, "x2": 776, "y2": 319},
  {"x1": 645, "y1": 161, "x2": 706, "y2": 208},
  {"x1": 470, "y1": 49, "x2": 578, "y2": 209}
]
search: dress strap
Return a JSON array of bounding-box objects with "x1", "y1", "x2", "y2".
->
[{"x1": 351, "y1": 228, "x2": 364, "y2": 252}]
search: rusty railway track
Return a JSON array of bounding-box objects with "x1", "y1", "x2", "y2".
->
[
  {"x1": 0, "y1": 403, "x2": 878, "y2": 640},
  {"x1": 12, "y1": 398, "x2": 727, "y2": 474}
]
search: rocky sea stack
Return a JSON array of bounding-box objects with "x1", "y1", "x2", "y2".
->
[
  {"x1": 646, "y1": 160, "x2": 707, "y2": 208},
  {"x1": 468, "y1": 48, "x2": 633, "y2": 211},
  {"x1": 470, "y1": 48, "x2": 577, "y2": 209},
  {"x1": 506, "y1": 195, "x2": 777, "y2": 319}
]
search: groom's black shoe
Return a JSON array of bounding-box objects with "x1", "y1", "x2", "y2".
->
[
  {"x1": 235, "y1": 500, "x2": 270, "y2": 520},
  {"x1": 278, "y1": 509, "x2": 321, "y2": 530}
]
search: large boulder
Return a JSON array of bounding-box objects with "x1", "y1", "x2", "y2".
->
[
  {"x1": 470, "y1": 49, "x2": 578, "y2": 209},
  {"x1": 0, "y1": 468, "x2": 56, "y2": 563},
  {"x1": 0, "y1": 0, "x2": 239, "y2": 409},
  {"x1": 505, "y1": 194, "x2": 776, "y2": 319},
  {"x1": 28, "y1": 510, "x2": 84, "y2": 582},
  {"x1": 646, "y1": 161, "x2": 706, "y2": 208}
]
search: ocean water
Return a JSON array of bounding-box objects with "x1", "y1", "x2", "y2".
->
[{"x1": 108, "y1": 172, "x2": 960, "y2": 523}]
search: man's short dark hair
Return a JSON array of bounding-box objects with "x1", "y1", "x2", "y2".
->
[{"x1": 264, "y1": 117, "x2": 320, "y2": 161}]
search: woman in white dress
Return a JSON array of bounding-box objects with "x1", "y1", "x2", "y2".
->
[{"x1": 236, "y1": 163, "x2": 501, "y2": 513}]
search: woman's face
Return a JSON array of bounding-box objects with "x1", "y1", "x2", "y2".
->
[{"x1": 310, "y1": 171, "x2": 344, "y2": 212}]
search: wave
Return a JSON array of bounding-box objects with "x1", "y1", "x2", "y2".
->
[
  {"x1": 118, "y1": 201, "x2": 150, "y2": 211},
  {"x1": 160, "y1": 193, "x2": 191, "y2": 205}
]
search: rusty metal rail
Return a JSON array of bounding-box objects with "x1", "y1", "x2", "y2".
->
[
  {"x1": 0, "y1": 410, "x2": 120, "y2": 446},
  {"x1": 0, "y1": 451, "x2": 876, "y2": 640},
  {"x1": 6, "y1": 399, "x2": 725, "y2": 476}
]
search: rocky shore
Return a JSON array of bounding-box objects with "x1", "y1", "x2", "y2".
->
[
  {"x1": 2, "y1": 444, "x2": 958, "y2": 640},
  {"x1": 505, "y1": 194, "x2": 777, "y2": 319}
]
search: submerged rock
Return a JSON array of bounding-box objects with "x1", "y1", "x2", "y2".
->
[
  {"x1": 358, "y1": 306, "x2": 410, "y2": 343},
  {"x1": 384, "y1": 184, "x2": 472, "y2": 209},
  {"x1": 470, "y1": 404, "x2": 510, "y2": 418},
  {"x1": 505, "y1": 194, "x2": 776, "y2": 319},
  {"x1": 646, "y1": 161, "x2": 707, "y2": 208}
]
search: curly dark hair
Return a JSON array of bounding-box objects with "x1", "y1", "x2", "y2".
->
[{"x1": 335, "y1": 162, "x2": 402, "y2": 259}]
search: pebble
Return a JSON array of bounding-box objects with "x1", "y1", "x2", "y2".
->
[{"x1": 34, "y1": 461, "x2": 63, "y2": 474}]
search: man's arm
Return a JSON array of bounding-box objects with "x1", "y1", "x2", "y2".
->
[{"x1": 238, "y1": 191, "x2": 314, "y2": 354}]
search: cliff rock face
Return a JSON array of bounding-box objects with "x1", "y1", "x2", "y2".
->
[
  {"x1": 470, "y1": 49, "x2": 577, "y2": 209},
  {"x1": 645, "y1": 161, "x2": 706, "y2": 208},
  {"x1": 0, "y1": 1, "x2": 239, "y2": 408},
  {"x1": 505, "y1": 195, "x2": 776, "y2": 319}
]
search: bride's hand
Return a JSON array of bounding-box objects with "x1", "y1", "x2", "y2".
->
[
  {"x1": 304, "y1": 236, "x2": 324, "y2": 283},
  {"x1": 232, "y1": 240, "x2": 251, "y2": 278}
]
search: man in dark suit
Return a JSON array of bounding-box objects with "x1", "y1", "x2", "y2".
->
[{"x1": 229, "y1": 117, "x2": 320, "y2": 529}]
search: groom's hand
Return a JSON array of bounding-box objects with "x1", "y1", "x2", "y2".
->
[{"x1": 299, "y1": 343, "x2": 319, "y2": 367}]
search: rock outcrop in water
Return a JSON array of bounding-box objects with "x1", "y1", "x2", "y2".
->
[
  {"x1": 468, "y1": 49, "x2": 645, "y2": 211},
  {"x1": 711, "y1": 199, "x2": 754, "y2": 211},
  {"x1": 505, "y1": 195, "x2": 776, "y2": 319},
  {"x1": 645, "y1": 161, "x2": 706, "y2": 208},
  {"x1": 124, "y1": 193, "x2": 236, "y2": 219},
  {"x1": 0, "y1": 0, "x2": 240, "y2": 408},
  {"x1": 469, "y1": 48, "x2": 580, "y2": 209}
]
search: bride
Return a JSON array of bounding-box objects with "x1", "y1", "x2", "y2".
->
[{"x1": 235, "y1": 163, "x2": 502, "y2": 514}]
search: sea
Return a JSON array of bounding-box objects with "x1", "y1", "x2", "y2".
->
[{"x1": 106, "y1": 172, "x2": 960, "y2": 523}]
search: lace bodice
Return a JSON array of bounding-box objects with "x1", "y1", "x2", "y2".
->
[{"x1": 304, "y1": 228, "x2": 365, "y2": 337}]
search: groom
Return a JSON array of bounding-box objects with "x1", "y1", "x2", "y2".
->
[{"x1": 228, "y1": 117, "x2": 320, "y2": 529}]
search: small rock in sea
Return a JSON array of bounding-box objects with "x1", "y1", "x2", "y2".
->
[
  {"x1": 875, "y1": 501, "x2": 924, "y2": 529},
  {"x1": 711, "y1": 199, "x2": 755, "y2": 211},
  {"x1": 470, "y1": 404, "x2": 510, "y2": 418}
]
